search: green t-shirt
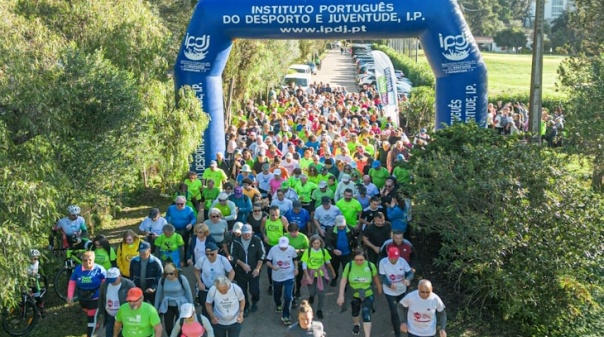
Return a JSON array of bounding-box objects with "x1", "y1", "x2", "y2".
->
[
  {"x1": 301, "y1": 248, "x2": 331, "y2": 276},
  {"x1": 154, "y1": 233, "x2": 184, "y2": 252},
  {"x1": 288, "y1": 176, "x2": 302, "y2": 190},
  {"x1": 201, "y1": 187, "x2": 220, "y2": 210},
  {"x1": 265, "y1": 217, "x2": 285, "y2": 246},
  {"x1": 368, "y1": 167, "x2": 390, "y2": 189},
  {"x1": 343, "y1": 261, "x2": 377, "y2": 298},
  {"x1": 202, "y1": 169, "x2": 228, "y2": 191},
  {"x1": 185, "y1": 178, "x2": 203, "y2": 200},
  {"x1": 214, "y1": 203, "x2": 232, "y2": 217},
  {"x1": 116, "y1": 302, "x2": 161, "y2": 337},
  {"x1": 393, "y1": 166, "x2": 411, "y2": 184},
  {"x1": 363, "y1": 144, "x2": 375, "y2": 156},
  {"x1": 285, "y1": 232, "x2": 309, "y2": 257},
  {"x1": 295, "y1": 182, "x2": 318, "y2": 203},
  {"x1": 94, "y1": 248, "x2": 116, "y2": 270},
  {"x1": 312, "y1": 189, "x2": 334, "y2": 208},
  {"x1": 300, "y1": 158, "x2": 313, "y2": 171},
  {"x1": 336, "y1": 199, "x2": 362, "y2": 227},
  {"x1": 347, "y1": 141, "x2": 361, "y2": 155}
]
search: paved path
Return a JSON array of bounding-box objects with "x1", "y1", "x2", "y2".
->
[
  {"x1": 314, "y1": 48, "x2": 359, "y2": 93},
  {"x1": 176, "y1": 51, "x2": 396, "y2": 337}
]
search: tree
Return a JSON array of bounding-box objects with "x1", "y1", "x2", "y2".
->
[
  {"x1": 494, "y1": 28, "x2": 527, "y2": 51},
  {"x1": 408, "y1": 123, "x2": 604, "y2": 336},
  {"x1": 549, "y1": 11, "x2": 577, "y2": 52},
  {"x1": 459, "y1": 0, "x2": 504, "y2": 36},
  {"x1": 400, "y1": 87, "x2": 436, "y2": 134}
]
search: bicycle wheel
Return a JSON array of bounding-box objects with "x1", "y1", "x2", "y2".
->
[
  {"x1": 2, "y1": 298, "x2": 39, "y2": 336},
  {"x1": 53, "y1": 268, "x2": 76, "y2": 302}
]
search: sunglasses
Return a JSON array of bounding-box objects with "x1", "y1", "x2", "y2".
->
[
  {"x1": 253, "y1": 210, "x2": 262, "y2": 212},
  {"x1": 205, "y1": 252, "x2": 216, "y2": 256},
  {"x1": 176, "y1": 203, "x2": 185, "y2": 206},
  {"x1": 211, "y1": 215, "x2": 220, "y2": 218},
  {"x1": 419, "y1": 291, "x2": 431, "y2": 294},
  {"x1": 165, "y1": 272, "x2": 175, "y2": 276}
]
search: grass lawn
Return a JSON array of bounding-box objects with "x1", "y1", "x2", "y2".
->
[
  {"x1": 417, "y1": 51, "x2": 567, "y2": 96},
  {"x1": 481, "y1": 52, "x2": 566, "y2": 96}
]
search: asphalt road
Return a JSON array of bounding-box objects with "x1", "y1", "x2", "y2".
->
[{"x1": 178, "y1": 49, "x2": 398, "y2": 337}]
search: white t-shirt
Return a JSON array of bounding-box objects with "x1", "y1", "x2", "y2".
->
[
  {"x1": 256, "y1": 172, "x2": 275, "y2": 192},
  {"x1": 313, "y1": 206, "x2": 342, "y2": 228},
  {"x1": 194, "y1": 255, "x2": 233, "y2": 287},
  {"x1": 138, "y1": 217, "x2": 168, "y2": 235},
  {"x1": 206, "y1": 283, "x2": 245, "y2": 325},
  {"x1": 266, "y1": 246, "x2": 297, "y2": 282},
  {"x1": 105, "y1": 283, "x2": 122, "y2": 317},
  {"x1": 379, "y1": 257, "x2": 412, "y2": 296},
  {"x1": 193, "y1": 238, "x2": 207, "y2": 263},
  {"x1": 400, "y1": 290, "x2": 446, "y2": 336}
]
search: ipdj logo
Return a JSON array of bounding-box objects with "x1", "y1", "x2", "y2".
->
[
  {"x1": 439, "y1": 32, "x2": 470, "y2": 61},
  {"x1": 184, "y1": 33, "x2": 210, "y2": 61}
]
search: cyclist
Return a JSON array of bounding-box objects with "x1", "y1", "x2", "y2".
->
[
  {"x1": 27, "y1": 249, "x2": 46, "y2": 318},
  {"x1": 50, "y1": 205, "x2": 89, "y2": 250}
]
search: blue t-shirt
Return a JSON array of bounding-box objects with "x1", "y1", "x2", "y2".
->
[
  {"x1": 336, "y1": 229, "x2": 351, "y2": 255},
  {"x1": 285, "y1": 208, "x2": 311, "y2": 232},
  {"x1": 165, "y1": 205, "x2": 197, "y2": 230},
  {"x1": 70, "y1": 264, "x2": 106, "y2": 297}
]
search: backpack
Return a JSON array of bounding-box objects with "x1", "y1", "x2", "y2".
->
[
  {"x1": 160, "y1": 274, "x2": 185, "y2": 291},
  {"x1": 178, "y1": 312, "x2": 208, "y2": 337},
  {"x1": 344, "y1": 259, "x2": 375, "y2": 279},
  {"x1": 303, "y1": 247, "x2": 327, "y2": 266}
]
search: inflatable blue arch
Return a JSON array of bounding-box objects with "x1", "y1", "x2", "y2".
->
[{"x1": 174, "y1": 0, "x2": 488, "y2": 173}]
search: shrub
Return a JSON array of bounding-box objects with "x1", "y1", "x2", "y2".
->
[{"x1": 408, "y1": 123, "x2": 604, "y2": 337}]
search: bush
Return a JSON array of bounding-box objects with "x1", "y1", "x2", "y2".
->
[
  {"x1": 400, "y1": 86, "x2": 436, "y2": 134},
  {"x1": 372, "y1": 44, "x2": 435, "y2": 87},
  {"x1": 408, "y1": 123, "x2": 604, "y2": 337},
  {"x1": 488, "y1": 92, "x2": 569, "y2": 112}
]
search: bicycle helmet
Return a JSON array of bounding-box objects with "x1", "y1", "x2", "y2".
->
[
  {"x1": 29, "y1": 249, "x2": 41, "y2": 258},
  {"x1": 67, "y1": 205, "x2": 81, "y2": 215}
]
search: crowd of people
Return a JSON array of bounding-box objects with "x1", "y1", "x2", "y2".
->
[{"x1": 39, "y1": 48, "x2": 454, "y2": 337}]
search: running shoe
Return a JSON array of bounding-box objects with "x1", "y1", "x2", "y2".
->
[
  {"x1": 282, "y1": 316, "x2": 291, "y2": 325},
  {"x1": 276, "y1": 305, "x2": 283, "y2": 313},
  {"x1": 352, "y1": 324, "x2": 361, "y2": 335}
]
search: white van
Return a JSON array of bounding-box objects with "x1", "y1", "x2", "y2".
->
[
  {"x1": 288, "y1": 64, "x2": 312, "y2": 76},
  {"x1": 282, "y1": 73, "x2": 312, "y2": 91}
]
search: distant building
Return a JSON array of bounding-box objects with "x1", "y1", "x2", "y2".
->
[{"x1": 528, "y1": 0, "x2": 574, "y2": 24}]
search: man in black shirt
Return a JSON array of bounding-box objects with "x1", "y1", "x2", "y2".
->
[{"x1": 361, "y1": 212, "x2": 391, "y2": 264}]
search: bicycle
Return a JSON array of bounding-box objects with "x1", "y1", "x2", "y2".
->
[
  {"x1": 2, "y1": 279, "x2": 47, "y2": 336},
  {"x1": 53, "y1": 246, "x2": 87, "y2": 302}
]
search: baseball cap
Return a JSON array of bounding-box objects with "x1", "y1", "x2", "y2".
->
[
  {"x1": 205, "y1": 242, "x2": 219, "y2": 252},
  {"x1": 262, "y1": 163, "x2": 270, "y2": 170},
  {"x1": 232, "y1": 222, "x2": 243, "y2": 234},
  {"x1": 148, "y1": 208, "x2": 160, "y2": 219},
  {"x1": 318, "y1": 181, "x2": 328, "y2": 188},
  {"x1": 320, "y1": 166, "x2": 328, "y2": 173},
  {"x1": 234, "y1": 186, "x2": 243, "y2": 196},
  {"x1": 372, "y1": 161, "x2": 381, "y2": 169},
  {"x1": 349, "y1": 162, "x2": 357, "y2": 169},
  {"x1": 218, "y1": 192, "x2": 229, "y2": 201},
  {"x1": 273, "y1": 169, "x2": 281, "y2": 176},
  {"x1": 285, "y1": 153, "x2": 293, "y2": 159},
  {"x1": 139, "y1": 241, "x2": 151, "y2": 251},
  {"x1": 278, "y1": 236, "x2": 289, "y2": 248},
  {"x1": 126, "y1": 287, "x2": 143, "y2": 301},
  {"x1": 242, "y1": 224, "x2": 253, "y2": 234},
  {"x1": 342, "y1": 174, "x2": 351, "y2": 182},
  {"x1": 210, "y1": 160, "x2": 217, "y2": 167},
  {"x1": 106, "y1": 267, "x2": 120, "y2": 283},
  {"x1": 321, "y1": 196, "x2": 332, "y2": 205},
  {"x1": 241, "y1": 164, "x2": 252, "y2": 173},
  {"x1": 396, "y1": 154, "x2": 404, "y2": 161},
  {"x1": 292, "y1": 200, "x2": 302, "y2": 208},
  {"x1": 335, "y1": 215, "x2": 346, "y2": 227},
  {"x1": 324, "y1": 158, "x2": 334, "y2": 165},
  {"x1": 388, "y1": 247, "x2": 400, "y2": 259},
  {"x1": 179, "y1": 303, "x2": 195, "y2": 319},
  {"x1": 421, "y1": 128, "x2": 427, "y2": 133}
]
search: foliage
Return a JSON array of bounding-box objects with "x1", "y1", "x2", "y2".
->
[
  {"x1": 371, "y1": 44, "x2": 435, "y2": 88},
  {"x1": 568, "y1": 0, "x2": 604, "y2": 55},
  {"x1": 459, "y1": 0, "x2": 530, "y2": 36},
  {"x1": 494, "y1": 28, "x2": 527, "y2": 51},
  {"x1": 143, "y1": 83, "x2": 208, "y2": 189},
  {"x1": 558, "y1": 53, "x2": 604, "y2": 190},
  {"x1": 400, "y1": 87, "x2": 436, "y2": 134},
  {"x1": 408, "y1": 123, "x2": 604, "y2": 337},
  {"x1": 549, "y1": 11, "x2": 577, "y2": 53}
]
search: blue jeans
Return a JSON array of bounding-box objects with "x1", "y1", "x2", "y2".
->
[
  {"x1": 273, "y1": 278, "x2": 294, "y2": 319},
  {"x1": 213, "y1": 322, "x2": 242, "y2": 337}
]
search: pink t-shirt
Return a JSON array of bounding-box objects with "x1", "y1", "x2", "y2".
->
[{"x1": 181, "y1": 321, "x2": 204, "y2": 337}]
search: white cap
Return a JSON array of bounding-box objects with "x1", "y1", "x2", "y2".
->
[
  {"x1": 342, "y1": 174, "x2": 351, "y2": 182},
  {"x1": 107, "y1": 267, "x2": 121, "y2": 278},
  {"x1": 278, "y1": 236, "x2": 289, "y2": 248},
  {"x1": 179, "y1": 303, "x2": 195, "y2": 319},
  {"x1": 335, "y1": 215, "x2": 346, "y2": 226},
  {"x1": 218, "y1": 192, "x2": 229, "y2": 201},
  {"x1": 273, "y1": 169, "x2": 281, "y2": 176}
]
